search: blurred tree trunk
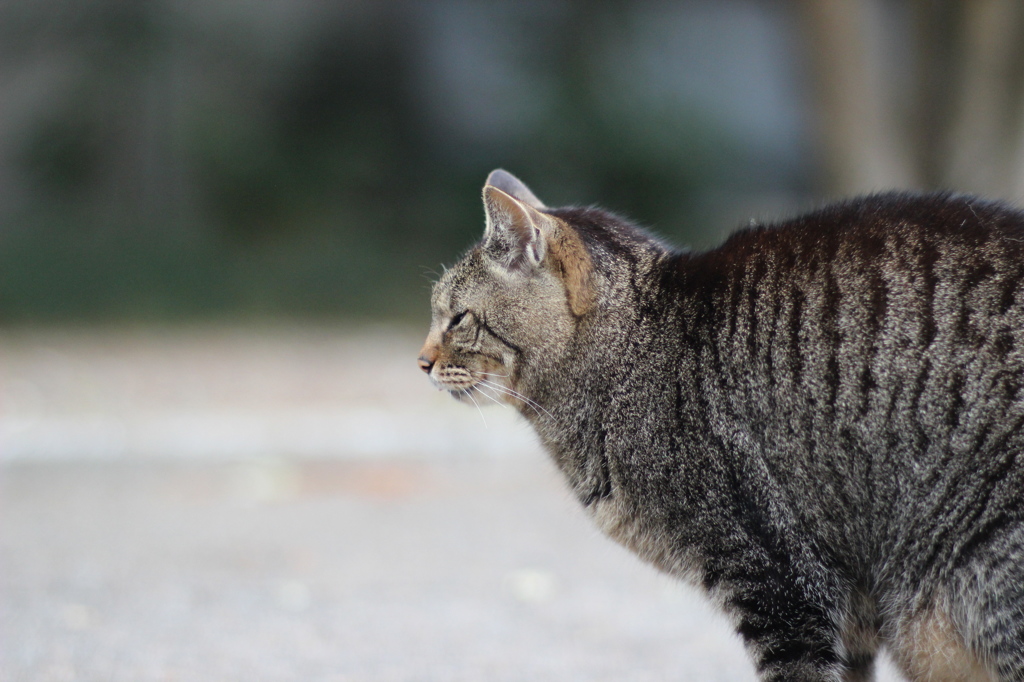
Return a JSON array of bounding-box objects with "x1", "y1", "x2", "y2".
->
[
  {"x1": 796, "y1": 0, "x2": 914, "y2": 193},
  {"x1": 943, "y1": 0, "x2": 1024, "y2": 197},
  {"x1": 796, "y1": 0, "x2": 1024, "y2": 201},
  {"x1": 907, "y1": 0, "x2": 963, "y2": 190}
]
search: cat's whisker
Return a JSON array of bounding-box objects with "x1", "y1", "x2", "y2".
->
[
  {"x1": 478, "y1": 379, "x2": 529, "y2": 403},
  {"x1": 474, "y1": 377, "x2": 514, "y2": 395},
  {"x1": 470, "y1": 369, "x2": 512, "y2": 379},
  {"x1": 476, "y1": 378, "x2": 554, "y2": 420},
  {"x1": 478, "y1": 384, "x2": 526, "y2": 413},
  {"x1": 474, "y1": 383, "x2": 509, "y2": 410},
  {"x1": 463, "y1": 388, "x2": 488, "y2": 428},
  {"x1": 507, "y1": 391, "x2": 552, "y2": 419}
]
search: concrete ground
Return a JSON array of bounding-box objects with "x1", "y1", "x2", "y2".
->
[{"x1": 0, "y1": 326, "x2": 903, "y2": 681}]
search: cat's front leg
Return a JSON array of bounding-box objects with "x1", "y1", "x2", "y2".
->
[
  {"x1": 739, "y1": 627, "x2": 848, "y2": 681},
  {"x1": 738, "y1": 610, "x2": 852, "y2": 682},
  {"x1": 719, "y1": 569, "x2": 855, "y2": 681}
]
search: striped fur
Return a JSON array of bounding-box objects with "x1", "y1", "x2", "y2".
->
[{"x1": 420, "y1": 171, "x2": 1024, "y2": 681}]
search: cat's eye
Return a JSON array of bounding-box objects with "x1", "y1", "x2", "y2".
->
[{"x1": 448, "y1": 311, "x2": 468, "y2": 329}]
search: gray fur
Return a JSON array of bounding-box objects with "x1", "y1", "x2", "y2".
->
[{"x1": 419, "y1": 171, "x2": 1024, "y2": 681}]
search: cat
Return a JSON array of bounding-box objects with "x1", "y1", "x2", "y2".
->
[{"x1": 418, "y1": 169, "x2": 1024, "y2": 681}]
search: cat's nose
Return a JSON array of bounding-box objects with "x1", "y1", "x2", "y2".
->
[{"x1": 418, "y1": 340, "x2": 439, "y2": 374}]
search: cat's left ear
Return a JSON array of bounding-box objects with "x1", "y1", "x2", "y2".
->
[
  {"x1": 482, "y1": 185, "x2": 551, "y2": 271},
  {"x1": 482, "y1": 178, "x2": 595, "y2": 316},
  {"x1": 485, "y1": 169, "x2": 546, "y2": 209}
]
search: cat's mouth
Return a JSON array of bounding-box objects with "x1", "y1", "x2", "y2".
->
[
  {"x1": 430, "y1": 365, "x2": 517, "y2": 407},
  {"x1": 429, "y1": 365, "x2": 474, "y2": 392},
  {"x1": 431, "y1": 367, "x2": 550, "y2": 421},
  {"x1": 450, "y1": 387, "x2": 482, "y2": 403}
]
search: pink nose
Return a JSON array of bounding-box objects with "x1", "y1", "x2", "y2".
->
[{"x1": 418, "y1": 340, "x2": 439, "y2": 375}]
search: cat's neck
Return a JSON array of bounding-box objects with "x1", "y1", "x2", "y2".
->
[
  {"x1": 520, "y1": 247, "x2": 695, "y2": 408},
  {"x1": 516, "y1": 250, "x2": 700, "y2": 499}
]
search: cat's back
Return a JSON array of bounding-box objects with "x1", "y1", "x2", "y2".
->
[
  {"x1": 684, "y1": 191, "x2": 1024, "y2": 358},
  {"x1": 703, "y1": 191, "x2": 1024, "y2": 276},
  {"x1": 643, "y1": 192, "x2": 1024, "y2": 596},
  {"x1": 670, "y1": 191, "x2": 1024, "y2": 538}
]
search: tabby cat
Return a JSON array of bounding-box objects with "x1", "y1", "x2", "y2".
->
[{"x1": 418, "y1": 170, "x2": 1024, "y2": 681}]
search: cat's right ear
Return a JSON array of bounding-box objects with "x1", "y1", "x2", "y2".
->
[{"x1": 482, "y1": 185, "x2": 549, "y2": 271}]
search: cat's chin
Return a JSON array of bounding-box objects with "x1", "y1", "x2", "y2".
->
[
  {"x1": 426, "y1": 377, "x2": 473, "y2": 401},
  {"x1": 447, "y1": 385, "x2": 502, "y2": 408}
]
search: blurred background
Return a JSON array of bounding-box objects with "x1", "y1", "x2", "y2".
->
[
  {"x1": 3, "y1": 1, "x2": 1024, "y2": 680},
  {"x1": 2, "y1": 0, "x2": 1022, "y2": 323}
]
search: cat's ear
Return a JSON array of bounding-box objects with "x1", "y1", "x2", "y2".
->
[
  {"x1": 485, "y1": 169, "x2": 546, "y2": 209},
  {"x1": 482, "y1": 185, "x2": 550, "y2": 270},
  {"x1": 482, "y1": 185, "x2": 595, "y2": 316}
]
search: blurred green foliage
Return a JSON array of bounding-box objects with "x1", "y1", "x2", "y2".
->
[{"x1": 0, "y1": 1, "x2": 807, "y2": 323}]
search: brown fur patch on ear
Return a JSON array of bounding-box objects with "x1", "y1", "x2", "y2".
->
[{"x1": 545, "y1": 217, "x2": 594, "y2": 317}]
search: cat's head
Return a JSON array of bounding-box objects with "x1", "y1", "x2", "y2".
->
[{"x1": 418, "y1": 170, "x2": 596, "y2": 410}]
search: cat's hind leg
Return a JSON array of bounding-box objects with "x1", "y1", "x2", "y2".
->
[
  {"x1": 952, "y1": 525, "x2": 1024, "y2": 681},
  {"x1": 885, "y1": 597, "x2": 997, "y2": 682},
  {"x1": 884, "y1": 522, "x2": 1024, "y2": 682}
]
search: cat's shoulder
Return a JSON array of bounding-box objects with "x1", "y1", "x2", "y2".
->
[{"x1": 546, "y1": 205, "x2": 667, "y2": 254}]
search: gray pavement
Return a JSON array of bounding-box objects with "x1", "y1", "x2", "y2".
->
[{"x1": 0, "y1": 327, "x2": 903, "y2": 681}]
